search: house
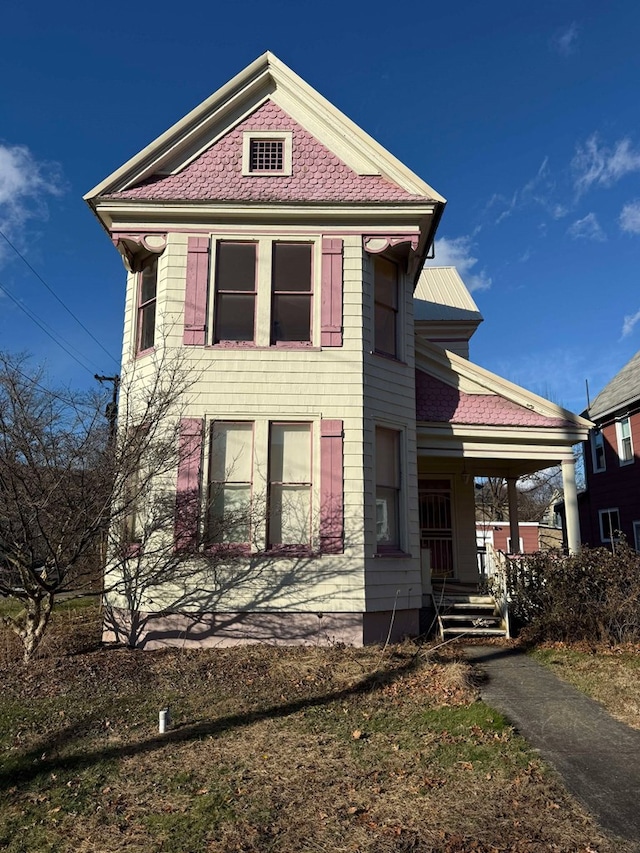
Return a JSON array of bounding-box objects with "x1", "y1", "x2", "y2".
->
[
  {"x1": 577, "y1": 350, "x2": 640, "y2": 549},
  {"x1": 476, "y1": 521, "x2": 563, "y2": 563},
  {"x1": 85, "y1": 53, "x2": 591, "y2": 648}
]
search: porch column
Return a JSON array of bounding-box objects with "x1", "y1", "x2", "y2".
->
[
  {"x1": 562, "y1": 458, "x2": 581, "y2": 554},
  {"x1": 507, "y1": 478, "x2": 520, "y2": 553}
]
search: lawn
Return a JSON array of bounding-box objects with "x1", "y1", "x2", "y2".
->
[
  {"x1": 0, "y1": 601, "x2": 631, "y2": 853},
  {"x1": 531, "y1": 644, "x2": 640, "y2": 731}
]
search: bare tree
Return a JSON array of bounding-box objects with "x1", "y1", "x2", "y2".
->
[
  {"x1": 475, "y1": 469, "x2": 562, "y2": 524},
  {"x1": 0, "y1": 349, "x2": 198, "y2": 661},
  {"x1": 0, "y1": 350, "x2": 348, "y2": 659}
]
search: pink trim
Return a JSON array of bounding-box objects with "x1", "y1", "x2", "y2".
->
[
  {"x1": 175, "y1": 418, "x2": 203, "y2": 550},
  {"x1": 321, "y1": 238, "x2": 343, "y2": 347},
  {"x1": 363, "y1": 234, "x2": 420, "y2": 254},
  {"x1": 207, "y1": 344, "x2": 323, "y2": 352},
  {"x1": 184, "y1": 237, "x2": 210, "y2": 346},
  {"x1": 320, "y1": 419, "x2": 344, "y2": 554}
]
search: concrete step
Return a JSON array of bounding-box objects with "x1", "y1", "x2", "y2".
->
[
  {"x1": 442, "y1": 626, "x2": 507, "y2": 637},
  {"x1": 441, "y1": 614, "x2": 502, "y2": 624}
]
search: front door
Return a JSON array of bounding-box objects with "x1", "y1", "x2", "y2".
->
[{"x1": 419, "y1": 479, "x2": 454, "y2": 579}]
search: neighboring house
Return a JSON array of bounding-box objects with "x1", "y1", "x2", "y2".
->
[
  {"x1": 577, "y1": 350, "x2": 640, "y2": 549},
  {"x1": 85, "y1": 53, "x2": 590, "y2": 648},
  {"x1": 476, "y1": 521, "x2": 563, "y2": 556}
]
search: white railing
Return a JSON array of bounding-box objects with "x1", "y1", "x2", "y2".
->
[{"x1": 482, "y1": 543, "x2": 511, "y2": 639}]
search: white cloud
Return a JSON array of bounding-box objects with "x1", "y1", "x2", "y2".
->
[
  {"x1": 550, "y1": 22, "x2": 579, "y2": 57},
  {"x1": 567, "y1": 212, "x2": 606, "y2": 242},
  {"x1": 572, "y1": 134, "x2": 640, "y2": 195},
  {"x1": 622, "y1": 309, "x2": 640, "y2": 338},
  {"x1": 487, "y1": 157, "x2": 555, "y2": 225},
  {"x1": 620, "y1": 200, "x2": 640, "y2": 234},
  {"x1": 0, "y1": 143, "x2": 65, "y2": 253},
  {"x1": 427, "y1": 235, "x2": 492, "y2": 292}
]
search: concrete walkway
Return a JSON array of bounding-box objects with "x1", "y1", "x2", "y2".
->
[{"x1": 464, "y1": 645, "x2": 640, "y2": 846}]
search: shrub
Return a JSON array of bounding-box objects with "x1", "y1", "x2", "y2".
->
[{"x1": 505, "y1": 542, "x2": 640, "y2": 645}]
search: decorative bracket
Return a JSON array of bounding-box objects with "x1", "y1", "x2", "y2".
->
[
  {"x1": 362, "y1": 234, "x2": 420, "y2": 254},
  {"x1": 112, "y1": 232, "x2": 168, "y2": 273}
]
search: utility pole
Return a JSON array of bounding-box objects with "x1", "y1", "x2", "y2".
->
[{"x1": 94, "y1": 374, "x2": 120, "y2": 441}]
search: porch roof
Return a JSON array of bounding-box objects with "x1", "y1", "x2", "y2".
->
[{"x1": 416, "y1": 370, "x2": 575, "y2": 428}]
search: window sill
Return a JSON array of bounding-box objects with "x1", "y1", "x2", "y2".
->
[
  {"x1": 207, "y1": 343, "x2": 321, "y2": 352},
  {"x1": 202, "y1": 543, "x2": 251, "y2": 557},
  {"x1": 135, "y1": 345, "x2": 155, "y2": 360},
  {"x1": 374, "y1": 549, "x2": 412, "y2": 559},
  {"x1": 371, "y1": 350, "x2": 407, "y2": 366},
  {"x1": 266, "y1": 545, "x2": 314, "y2": 558}
]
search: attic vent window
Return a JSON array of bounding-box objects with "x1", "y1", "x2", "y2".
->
[
  {"x1": 242, "y1": 131, "x2": 292, "y2": 177},
  {"x1": 250, "y1": 140, "x2": 283, "y2": 172}
]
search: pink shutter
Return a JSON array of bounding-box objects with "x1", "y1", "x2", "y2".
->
[
  {"x1": 320, "y1": 419, "x2": 344, "y2": 554},
  {"x1": 183, "y1": 237, "x2": 210, "y2": 345},
  {"x1": 321, "y1": 238, "x2": 343, "y2": 347},
  {"x1": 175, "y1": 418, "x2": 203, "y2": 550}
]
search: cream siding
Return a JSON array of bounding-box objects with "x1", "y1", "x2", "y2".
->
[
  {"x1": 362, "y1": 252, "x2": 422, "y2": 612},
  {"x1": 113, "y1": 230, "x2": 368, "y2": 616}
]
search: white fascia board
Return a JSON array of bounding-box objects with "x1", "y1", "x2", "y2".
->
[
  {"x1": 85, "y1": 52, "x2": 447, "y2": 205},
  {"x1": 415, "y1": 339, "x2": 593, "y2": 429},
  {"x1": 419, "y1": 422, "x2": 591, "y2": 445},
  {"x1": 91, "y1": 200, "x2": 438, "y2": 232},
  {"x1": 267, "y1": 56, "x2": 445, "y2": 200},
  {"x1": 84, "y1": 53, "x2": 275, "y2": 200}
]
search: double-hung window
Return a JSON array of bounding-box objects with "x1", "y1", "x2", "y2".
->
[
  {"x1": 137, "y1": 259, "x2": 157, "y2": 353},
  {"x1": 616, "y1": 417, "x2": 634, "y2": 465},
  {"x1": 271, "y1": 243, "x2": 312, "y2": 343},
  {"x1": 207, "y1": 422, "x2": 254, "y2": 544},
  {"x1": 214, "y1": 243, "x2": 257, "y2": 343},
  {"x1": 212, "y1": 240, "x2": 313, "y2": 345},
  {"x1": 374, "y1": 256, "x2": 399, "y2": 357},
  {"x1": 375, "y1": 427, "x2": 401, "y2": 552},
  {"x1": 591, "y1": 430, "x2": 606, "y2": 472},
  {"x1": 268, "y1": 423, "x2": 312, "y2": 548},
  {"x1": 599, "y1": 508, "x2": 621, "y2": 543}
]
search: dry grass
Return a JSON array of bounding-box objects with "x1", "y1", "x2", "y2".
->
[
  {"x1": 531, "y1": 643, "x2": 640, "y2": 730},
  {"x1": 0, "y1": 601, "x2": 633, "y2": 853}
]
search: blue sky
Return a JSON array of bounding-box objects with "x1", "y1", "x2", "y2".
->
[{"x1": 1, "y1": 0, "x2": 639, "y2": 412}]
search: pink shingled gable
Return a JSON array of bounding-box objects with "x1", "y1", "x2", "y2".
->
[
  {"x1": 415, "y1": 370, "x2": 574, "y2": 428},
  {"x1": 108, "y1": 101, "x2": 428, "y2": 204}
]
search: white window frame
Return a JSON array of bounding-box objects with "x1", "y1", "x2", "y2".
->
[
  {"x1": 242, "y1": 131, "x2": 293, "y2": 176},
  {"x1": 591, "y1": 429, "x2": 606, "y2": 473},
  {"x1": 616, "y1": 417, "x2": 634, "y2": 465},
  {"x1": 599, "y1": 507, "x2": 621, "y2": 543},
  {"x1": 375, "y1": 425, "x2": 406, "y2": 554},
  {"x1": 211, "y1": 236, "x2": 318, "y2": 347}
]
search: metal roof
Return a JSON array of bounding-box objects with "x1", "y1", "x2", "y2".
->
[{"x1": 414, "y1": 267, "x2": 483, "y2": 321}]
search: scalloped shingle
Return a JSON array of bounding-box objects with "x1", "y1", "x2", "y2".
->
[
  {"x1": 416, "y1": 370, "x2": 574, "y2": 428},
  {"x1": 107, "y1": 101, "x2": 430, "y2": 204}
]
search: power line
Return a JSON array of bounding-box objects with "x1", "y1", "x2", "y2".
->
[
  {"x1": 0, "y1": 226, "x2": 120, "y2": 367},
  {"x1": 2, "y1": 360, "x2": 107, "y2": 412},
  {"x1": 0, "y1": 277, "x2": 98, "y2": 377}
]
